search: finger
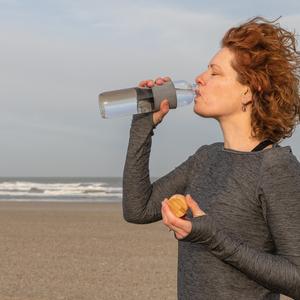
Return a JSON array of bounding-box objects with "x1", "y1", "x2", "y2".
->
[
  {"x1": 162, "y1": 200, "x2": 191, "y2": 237},
  {"x1": 138, "y1": 80, "x2": 148, "y2": 87},
  {"x1": 162, "y1": 199, "x2": 180, "y2": 228},
  {"x1": 161, "y1": 199, "x2": 171, "y2": 220},
  {"x1": 139, "y1": 77, "x2": 170, "y2": 88},
  {"x1": 155, "y1": 77, "x2": 163, "y2": 85},
  {"x1": 186, "y1": 194, "x2": 206, "y2": 217},
  {"x1": 147, "y1": 79, "x2": 154, "y2": 87},
  {"x1": 181, "y1": 214, "x2": 190, "y2": 221}
]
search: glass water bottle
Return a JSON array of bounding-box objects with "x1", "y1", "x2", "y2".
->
[{"x1": 98, "y1": 80, "x2": 197, "y2": 118}]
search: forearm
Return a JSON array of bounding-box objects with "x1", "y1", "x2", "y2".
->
[
  {"x1": 180, "y1": 215, "x2": 300, "y2": 299},
  {"x1": 225, "y1": 243, "x2": 300, "y2": 299},
  {"x1": 123, "y1": 113, "x2": 162, "y2": 224}
]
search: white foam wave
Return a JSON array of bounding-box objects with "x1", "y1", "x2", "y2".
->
[{"x1": 0, "y1": 180, "x2": 122, "y2": 201}]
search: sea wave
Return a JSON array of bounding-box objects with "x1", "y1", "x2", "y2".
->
[{"x1": 0, "y1": 178, "x2": 123, "y2": 202}]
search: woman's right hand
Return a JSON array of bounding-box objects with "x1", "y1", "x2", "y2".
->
[{"x1": 138, "y1": 77, "x2": 171, "y2": 125}]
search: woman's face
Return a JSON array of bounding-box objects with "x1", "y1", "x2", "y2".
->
[{"x1": 194, "y1": 47, "x2": 249, "y2": 122}]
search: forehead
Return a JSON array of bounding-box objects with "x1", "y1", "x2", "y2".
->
[{"x1": 209, "y1": 47, "x2": 235, "y2": 70}]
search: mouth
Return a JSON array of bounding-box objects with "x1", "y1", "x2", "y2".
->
[{"x1": 195, "y1": 88, "x2": 201, "y2": 97}]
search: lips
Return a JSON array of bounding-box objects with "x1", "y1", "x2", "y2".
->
[{"x1": 195, "y1": 88, "x2": 201, "y2": 97}]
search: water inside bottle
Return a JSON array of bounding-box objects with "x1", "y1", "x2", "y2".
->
[
  {"x1": 136, "y1": 88, "x2": 154, "y2": 113},
  {"x1": 99, "y1": 87, "x2": 155, "y2": 118},
  {"x1": 99, "y1": 88, "x2": 137, "y2": 118}
]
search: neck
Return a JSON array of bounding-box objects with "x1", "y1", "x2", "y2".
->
[{"x1": 218, "y1": 114, "x2": 261, "y2": 152}]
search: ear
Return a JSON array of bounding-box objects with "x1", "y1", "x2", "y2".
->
[{"x1": 242, "y1": 87, "x2": 252, "y2": 105}]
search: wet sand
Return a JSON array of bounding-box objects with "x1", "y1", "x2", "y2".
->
[{"x1": 0, "y1": 202, "x2": 292, "y2": 300}]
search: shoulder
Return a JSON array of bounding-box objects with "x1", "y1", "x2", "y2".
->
[
  {"x1": 262, "y1": 145, "x2": 300, "y2": 174},
  {"x1": 194, "y1": 142, "x2": 224, "y2": 156},
  {"x1": 260, "y1": 146, "x2": 300, "y2": 193}
]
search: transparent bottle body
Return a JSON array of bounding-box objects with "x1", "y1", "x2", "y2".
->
[
  {"x1": 99, "y1": 80, "x2": 197, "y2": 118},
  {"x1": 173, "y1": 80, "x2": 197, "y2": 107}
]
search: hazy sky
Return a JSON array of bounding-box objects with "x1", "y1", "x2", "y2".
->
[{"x1": 1, "y1": 0, "x2": 300, "y2": 177}]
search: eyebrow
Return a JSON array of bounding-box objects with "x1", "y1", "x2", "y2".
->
[{"x1": 208, "y1": 63, "x2": 222, "y2": 70}]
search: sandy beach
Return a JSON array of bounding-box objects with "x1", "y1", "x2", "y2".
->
[
  {"x1": 0, "y1": 202, "x2": 292, "y2": 300},
  {"x1": 0, "y1": 202, "x2": 178, "y2": 300}
]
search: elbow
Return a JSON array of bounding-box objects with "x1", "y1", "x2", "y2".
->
[
  {"x1": 123, "y1": 213, "x2": 140, "y2": 224},
  {"x1": 122, "y1": 196, "x2": 148, "y2": 224},
  {"x1": 123, "y1": 209, "x2": 145, "y2": 224},
  {"x1": 123, "y1": 209, "x2": 155, "y2": 224}
]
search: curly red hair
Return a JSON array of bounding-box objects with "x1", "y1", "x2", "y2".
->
[{"x1": 222, "y1": 17, "x2": 300, "y2": 142}]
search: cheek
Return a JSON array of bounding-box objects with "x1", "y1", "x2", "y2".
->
[
  {"x1": 203, "y1": 81, "x2": 224, "y2": 102},
  {"x1": 193, "y1": 89, "x2": 231, "y2": 115},
  {"x1": 201, "y1": 90, "x2": 220, "y2": 105}
]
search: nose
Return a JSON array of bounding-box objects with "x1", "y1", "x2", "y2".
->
[{"x1": 195, "y1": 73, "x2": 206, "y2": 86}]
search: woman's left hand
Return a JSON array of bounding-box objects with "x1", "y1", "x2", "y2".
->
[{"x1": 161, "y1": 194, "x2": 206, "y2": 239}]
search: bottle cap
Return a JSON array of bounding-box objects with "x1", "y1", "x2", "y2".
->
[{"x1": 167, "y1": 194, "x2": 188, "y2": 217}]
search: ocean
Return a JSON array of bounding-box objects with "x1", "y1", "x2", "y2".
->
[{"x1": 0, "y1": 177, "x2": 123, "y2": 202}]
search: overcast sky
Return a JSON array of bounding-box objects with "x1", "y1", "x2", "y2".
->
[{"x1": 1, "y1": 0, "x2": 300, "y2": 177}]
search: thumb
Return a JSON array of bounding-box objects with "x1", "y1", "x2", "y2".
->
[
  {"x1": 160, "y1": 99, "x2": 170, "y2": 114},
  {"x1": 153, "y1": 100, "x2": 169, "y2": 125},
  {"x1": 186, "y1": 194, "x2": 205, "y2": 217}
]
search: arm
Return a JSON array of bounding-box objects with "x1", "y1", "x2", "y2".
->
[
  {"x1": 180, "y1": 213, "x2": 300, "y2": 299},
  {"x1": 122, "y1": 112, "x2": 199, "y2": 224}
]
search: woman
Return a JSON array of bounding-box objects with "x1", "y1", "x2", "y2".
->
[{"x1": 122, "y1": 17, "x2": 300, "y2": 299}]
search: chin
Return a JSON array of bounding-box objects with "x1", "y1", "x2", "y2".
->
[{"x1": 193, "y1": 106, "x2": 210, "y2": 118}]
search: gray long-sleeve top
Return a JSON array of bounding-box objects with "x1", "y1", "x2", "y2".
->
[{"x1": 123, "y1": 113, "x2": 300, "y2": 300}]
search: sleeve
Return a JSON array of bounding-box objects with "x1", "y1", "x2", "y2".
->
[
  {"x1": 122, "y1": 113, "x2": 199, "y2": 224},
  {"x1": 178, "y1": 150, "x2": 300, "y2": 300}
]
